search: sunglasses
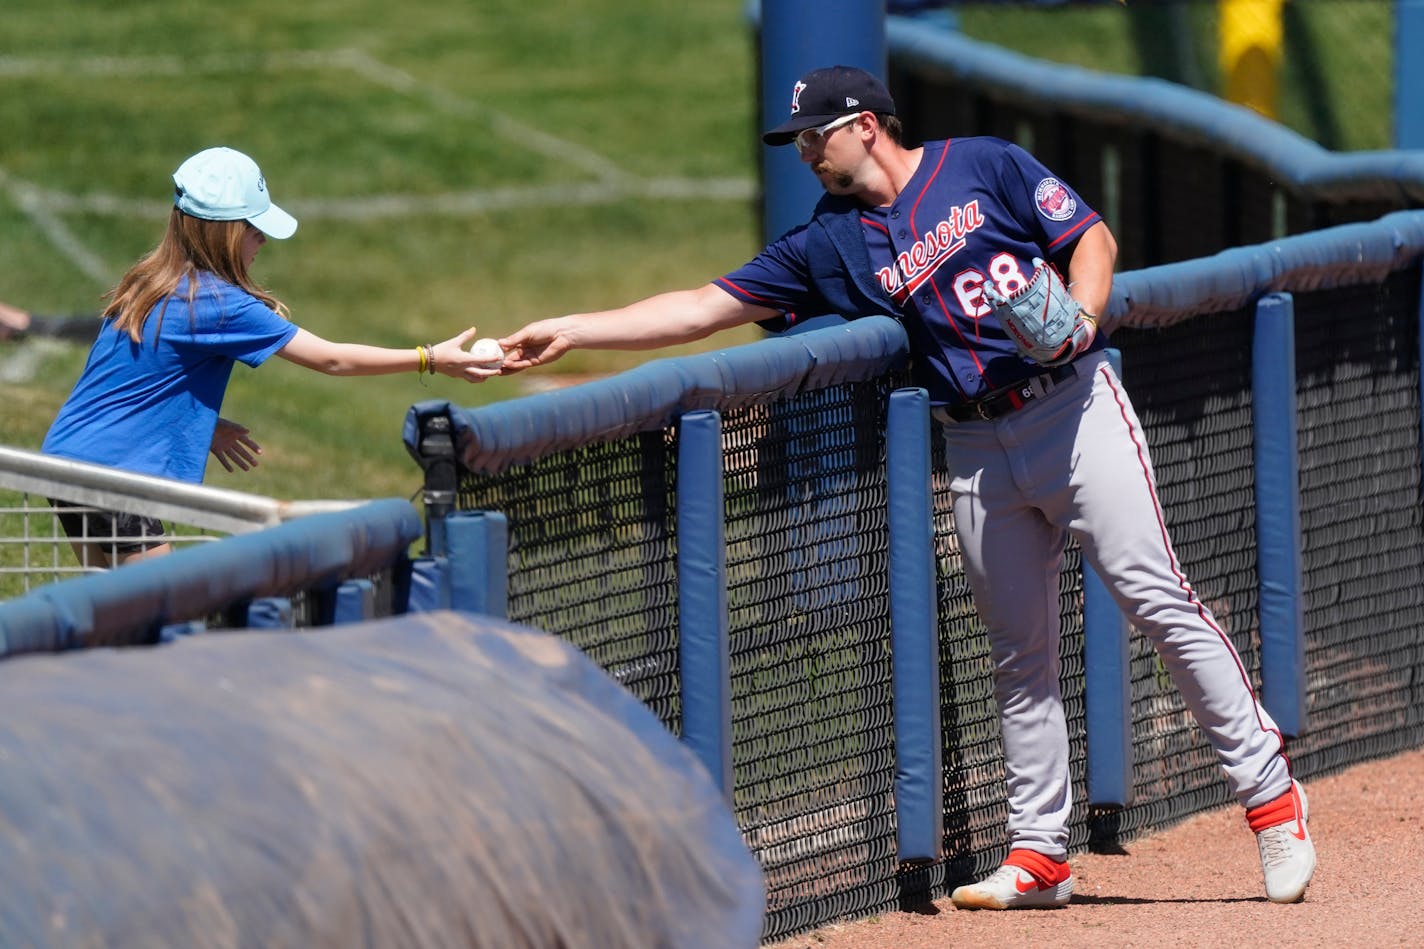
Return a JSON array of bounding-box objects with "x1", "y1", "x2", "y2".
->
[{"x1": 793, "y1": 112, "x2": 863, "y2": 155}]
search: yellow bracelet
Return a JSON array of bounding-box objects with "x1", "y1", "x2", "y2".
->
[{"x1": 415, "y1": 346, "x2": 427, "y2": 374}]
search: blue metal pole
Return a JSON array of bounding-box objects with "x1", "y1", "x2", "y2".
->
[
  {"x1": 1398, "y1": 0, "x2": 1424, "y2": 148},
  {"x1": 759, "y1": 0, "x2": 887, "y2": 244}
]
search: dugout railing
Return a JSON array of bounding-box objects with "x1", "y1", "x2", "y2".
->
[{"x1": 407, "y1": 210, "x2": 1424, "y2": 943}]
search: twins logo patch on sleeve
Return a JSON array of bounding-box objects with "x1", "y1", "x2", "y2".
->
[{"x1": 1034, "y1": 178, "x2": 1077, "y2": 222}]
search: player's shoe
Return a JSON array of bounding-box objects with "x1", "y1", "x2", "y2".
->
[
  {"x1": 1248, "y1": 779, "x2": 1316, "y2": 903},
  {"x1": 949, "y1": 849, "x2": 1073, "y2": 910}
]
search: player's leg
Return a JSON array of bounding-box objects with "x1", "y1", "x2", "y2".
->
[
  {"x1": 940, "y1": 421, "x2": 1074, "y2": 908},
  {"x1": 1046, "y1": 355, "x2": 1313, "y2": 901},
  {"x1": 1053, "y1": 358, "x2": 1290, "y2": 800}
]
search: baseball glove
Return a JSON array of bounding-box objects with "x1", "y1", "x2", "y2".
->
[{"x1": 983, "y1": 258, "x2": 1096, "y2": 366}]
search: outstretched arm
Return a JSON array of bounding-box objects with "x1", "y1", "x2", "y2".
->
[
  {"x1": 276, "y1": 325, "x2": 499, "y2": 382},
  {"x1": 498, "y1": 283, "x2": 781, "y2": 372}
]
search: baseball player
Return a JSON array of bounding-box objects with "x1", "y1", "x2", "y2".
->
[{"x1": 498, "y1": 65, "x2": 1316, "y2": 907}]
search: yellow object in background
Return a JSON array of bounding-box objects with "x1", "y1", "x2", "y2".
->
[{"x1": 1221, "y1": 0, "x2": 1285, "y2": 119}]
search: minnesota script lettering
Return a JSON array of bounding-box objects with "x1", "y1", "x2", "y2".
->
[{"x1": 876, "y1": 200, "x2": 985, "y2": 304}]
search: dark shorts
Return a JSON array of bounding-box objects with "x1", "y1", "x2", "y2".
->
[{"x1": 49, "y1": 500, "x2": 167, "y2": 555}]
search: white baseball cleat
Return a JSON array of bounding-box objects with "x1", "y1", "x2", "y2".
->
[
  {"x1": 1251, "y1": 779, "x2": 1316, "y2": 903},
  {"x1": 950, "y1": 860, "x2": 1073, "y2": 910}
]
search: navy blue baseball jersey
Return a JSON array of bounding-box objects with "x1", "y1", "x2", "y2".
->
[{"x1": 715, "y1": 137, "x2": 1104, "y2": 406}]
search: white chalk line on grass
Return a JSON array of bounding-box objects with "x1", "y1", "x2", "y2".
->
[
  {"x1": 0, "y1": 49, "x2": 629, "y2": 184},
  {"x1": 0, "y1": 48, "x2": 756, "y2": 283},
  {"x1": 0, "y1": 337, "x2": 66, "y2": 384},
  {"x1": 0, "y1": 48, "x2": 749, "y2": 191},
  {"x1": 0, "y1": 168, "x2": 116, "y2": 287},
  {"x1": 8, "y1": 174, "x2": 756, "y2": 221},
  {"x1": 331, "y1": 49, "x2": 638, "y2": 186}
]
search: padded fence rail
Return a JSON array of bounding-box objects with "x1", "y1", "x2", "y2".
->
[
  {"x1": 408, "y1": 210, "x2": 1424, "y2": 943},
  {"x1": 0, "y1": 498, "x2": 422, "y2": 655}
]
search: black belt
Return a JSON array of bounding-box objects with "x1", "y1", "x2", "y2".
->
[{"x1": 933, "y1": 363, "x2": 1077, "y2": 423}]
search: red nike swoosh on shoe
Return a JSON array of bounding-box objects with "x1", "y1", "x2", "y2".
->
[
  {"x1": 1014, "y1": 873, "x2": 1040, "y2": 893},
  {"x1": 1291, "y1": 821, "x2": 1307, "y2": 841}
]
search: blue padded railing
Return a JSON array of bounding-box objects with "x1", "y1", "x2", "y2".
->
[
  {"x1": 404, "y1": 316, "x2": 909, "y2": 476},
  {"x1": 1106, "y1": 209, "x2": 1424, "y2": 328},
  {"x1": 0, "y1": 498, "x2": 421, "y2": 656}
]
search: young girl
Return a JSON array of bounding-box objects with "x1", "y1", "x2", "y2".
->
[{"x1": 42, "y1": 146, "x2": 499, "y2": 567}]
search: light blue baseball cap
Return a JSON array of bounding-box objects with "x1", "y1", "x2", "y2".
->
[{"x1": 172, "y1": 146, "x2": 297, "y2": 239}]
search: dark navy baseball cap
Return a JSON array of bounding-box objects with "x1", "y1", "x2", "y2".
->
[{"x1": 762, "y1": 65, "x2": 897, "y2": 146}]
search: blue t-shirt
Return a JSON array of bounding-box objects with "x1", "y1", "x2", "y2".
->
[
  {"x1": 716, "y1": 137, "x2": 1103, "y2": 405},
  {"x1": 42, "y1": 273, "x2": 299, "y2": 483}
]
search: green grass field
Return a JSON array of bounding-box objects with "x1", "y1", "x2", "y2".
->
[{"x1": 0, "y1": 0, "x2": 765, "y2": 502}]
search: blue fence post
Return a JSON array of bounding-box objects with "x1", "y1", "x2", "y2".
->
[
  {"x1": 444, "y1": 511, "x2": 509, "y2": 618},
  {"x1": 407, "y1": 558, "x2": 448, "y2": 612},
  {"x1": 1084, "y1": 348, "x2": 1132, "y2": 807},
  {"x1": 1253, "y1": 293, "x2": 1307, "y2": 737},
  {"x1": 333, "y1": 578, "x2": 375, "y2": 625},
  {"x1": 246, "y1": 597, "x2": 294, "y2": 629},
  {"x1": 1419, "y1": 268, "x2": 1424, "y2": 501},
  {"x1": 885, "y1": 388, "x2": 942, "y2": 862},
  {"x1": 676, "y1": 410, "x2": 734, "y2": 802}
]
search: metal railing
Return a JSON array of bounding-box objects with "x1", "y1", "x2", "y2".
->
[{"x1": 0, "y1": 445, "x2": 361, "y2": 595}]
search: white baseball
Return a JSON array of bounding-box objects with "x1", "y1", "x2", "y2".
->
[{"x1": 468, "y1": 337, "x2": 505, "y2": 366}]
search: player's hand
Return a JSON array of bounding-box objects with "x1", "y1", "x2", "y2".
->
[
  {"x1": 498, "y1": 319, "x2": 575, "y2": 373},
  {"x1": 210, "y1": 418, "x2": 261, "y2": 473},
  {"x1": 431, "y1": 326, "x2": 503, "y2": 383}
]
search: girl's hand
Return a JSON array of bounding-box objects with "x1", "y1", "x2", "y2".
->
[
  {"x1": 210, "y1": 418, "x2": 262, "y2": 472},
  {"x1": 431, "y1": 327, "x2": 505, "y2": 382}
]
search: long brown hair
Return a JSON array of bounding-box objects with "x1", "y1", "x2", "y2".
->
[{"x1": 104, "y1": 209, "x2": 289, "y2": 342}]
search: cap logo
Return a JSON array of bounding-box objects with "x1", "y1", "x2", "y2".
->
[
  {"x1": 790, "y1": 80, "x2": 806, "y2": 114},
  {"x1": 257, "y1": 176, "x2": 267, "y2": 194},
  {"x1": 846, "y1": 97, "x2": 859, "y2": 107}
]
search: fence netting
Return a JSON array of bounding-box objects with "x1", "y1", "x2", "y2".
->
[
  {"x1": 1291, "y1": 272, "x2": 1424, "y2": 770},
  {"x1": 457, "y1": 433, "x2": 683, "y2": 728},
  {"x1": 724, "y1": 380, "x2": 901, "y2": 933}
]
